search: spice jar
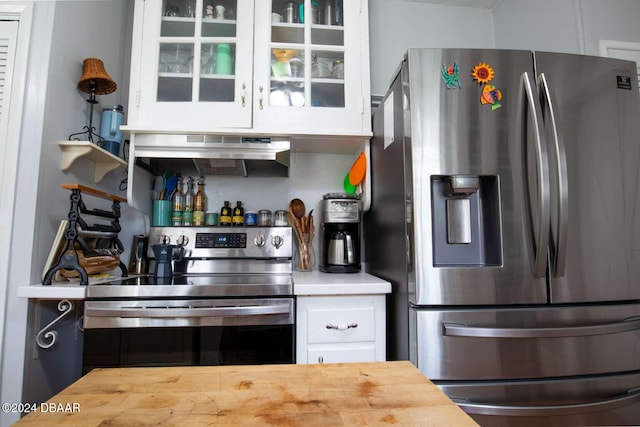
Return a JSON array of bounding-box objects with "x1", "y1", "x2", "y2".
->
[
  {"x1": 244, "y1": 211, "x2": 257, "y2": 226},
  {"x1": 274, "y1": 210, "x2": 288, "y2": 226},
  {"x1": 205, "y1": 212, "x2": 218, "y2": 226},
  {"x1": 258, "y1": 209, "x2": 272, "y2": 226}
]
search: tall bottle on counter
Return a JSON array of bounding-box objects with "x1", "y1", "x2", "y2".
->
[
  {"x1": 219, "y1": 201, "x2": 232, "y2": 226},
  {"x1": 193, "y1": 177, "x2": 207, "y2": 227},
  {"x1": 232, "y1": 201, "x2": 244, "y2": 226},
  {"x1": 171, "y1": 176, "x2": 184, "y2": 226},
  {"x1": 183, "y1": 177, "x2": 194, "y2": 226}
]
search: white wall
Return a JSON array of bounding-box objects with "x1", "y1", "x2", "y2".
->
[
  {"x1": 493, "y1": 0, "x2": 640, "y2": 56},
  {"x1": 1, "y1": 2, "x2": 134, "y2": 426},
  {"x1": 369, "y1": 0, "x2": 640, "y2": 96},
  {"x1": 493, "y1": 0, "x2": 581, "y2": 53},
  {"x1": 579, "y1": 0, "x2": 640, "y2": 56},
  {"x1": 199, "y1": 153, "x2": 353, "y2": 215},
  {"x1": 195, "y1": 151, "x2": 355, "y2": 252},
  {"x1": 368, "y1": 0, "x2": 496, "y2": 95},
  {"x1": 33, "y1": 0, "x2": 139, "y2": 283}
]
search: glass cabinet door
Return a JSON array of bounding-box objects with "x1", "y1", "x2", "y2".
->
[
  {"x1": 135, "y1": 0, "x2": 254, "y2": 130},
  {"x1": 266, "y1": 0, "x2": 345, "y2": 108},
  {"x1": 254, "y1": 0, "x2": 366, "y2": 134}
]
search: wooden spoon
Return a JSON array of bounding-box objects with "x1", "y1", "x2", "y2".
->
[
  {"x1": 289, "y1": 198, "x2": 306, "y2": 220},
  {"x1": 288, "y1": 211, "x2": 303, "y2": 242},
  {"x1": 289, "y1": 198, "x2": 306, "y2": 234},
  {"x1": 308, "y1": 209, "x2": 314, "y2": 240}
]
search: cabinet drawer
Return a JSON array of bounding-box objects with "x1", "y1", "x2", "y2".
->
[
  {"x1": 307, "y1": 346, "x2": 376, "y2": 364},
  {"x1": 307, "y1": 307, "x2": 375, "y2": 344}
]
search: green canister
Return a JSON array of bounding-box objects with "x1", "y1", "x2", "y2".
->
[
  {"x1": 215, "y1": 43, "x2": 233, "y2": 75},
  {"x1": 205, "y1": 212, "x2": 218, "y2": 226}
]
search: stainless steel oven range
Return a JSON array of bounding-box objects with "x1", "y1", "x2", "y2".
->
[{"x1": 82, "y1": 226, "x2": 294, "y2": 372}]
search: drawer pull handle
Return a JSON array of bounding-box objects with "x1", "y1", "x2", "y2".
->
[{"x1": 326, "y1": 323, "x2": 358, "y2": 331}]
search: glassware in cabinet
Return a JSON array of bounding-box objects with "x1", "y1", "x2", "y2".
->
[{"x1": 265, "y1": 0, "x2": 345, "y2": 109}]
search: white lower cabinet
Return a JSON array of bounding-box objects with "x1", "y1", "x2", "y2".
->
[{"x1": 296, "y1": 295, "x2": 386, "y2": 364}]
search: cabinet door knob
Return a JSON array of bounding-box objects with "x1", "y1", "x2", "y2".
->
[
  {"x1": 326, "y1": 323, "x2": 358, "y2": 330},
  {"x1": 318, "y1": 355, "x2": 324, "y2": 364},
  {"x1": 258, "y1": 85, "x2": 264, "y2": 110},
  {"x1": 241, "y1": 83, "x2": 247, "y2": 107}
]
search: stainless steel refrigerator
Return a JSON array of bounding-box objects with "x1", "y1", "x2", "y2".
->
[{"x1": 364, "y1": 48, "x2": 640, "y2": 426}]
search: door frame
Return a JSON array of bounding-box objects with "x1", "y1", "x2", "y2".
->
[
  {"x1": 599, "y1": 40, "x2": 640, "y2": 93},
  {"x1": 599, "y1": 40, "x2": 640, "y2": 60},
  {"x1": 0, "y1": 2, "x2": 33, "y2": 365},
  {"x1": 0, "y1": 3, "x2": 34, "y2": 427}
]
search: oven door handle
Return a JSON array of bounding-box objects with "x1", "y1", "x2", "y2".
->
[{"x1": 86, "y1": 304, "x2": 292, "y2": 318}]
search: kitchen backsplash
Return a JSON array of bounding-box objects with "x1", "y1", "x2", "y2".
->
[{"x1": 183, "y1": 151, "x2": 355, "y2": 217}]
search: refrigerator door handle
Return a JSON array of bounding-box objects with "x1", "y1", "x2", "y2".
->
[
  {"x1": 443, "y1": 316, "x2": 640, "y2": 338},
  {"x1": 539, "y1": 73, "x2": 569, "y2": 277},
  {"x1": 453, "y1": 387, "x2": 640, "y2": 416},
  {"x1": 520, "y1": 72, "x2": 551, "y2": 278}
]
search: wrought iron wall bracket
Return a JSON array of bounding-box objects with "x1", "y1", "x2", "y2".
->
[{"x1": 36, "y1": 300, "x2": 74, "y2": 349}]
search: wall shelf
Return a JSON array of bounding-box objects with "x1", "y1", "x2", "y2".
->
[{"x1": 59, "y1": 141, "x2": 126, "y2": 182}]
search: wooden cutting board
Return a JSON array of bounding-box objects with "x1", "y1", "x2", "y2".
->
[{"x1": 15, "y1": 361, "x2": 478, "y2": 426}]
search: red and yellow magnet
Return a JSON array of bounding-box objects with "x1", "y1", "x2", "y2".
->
[{"x1": 480, "y1": 84, "x2": 502, "y2": 110}]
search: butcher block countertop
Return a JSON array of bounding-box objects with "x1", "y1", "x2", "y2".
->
[{"x1": 15, "y1": 361, "x2": 477, "y2": 426}]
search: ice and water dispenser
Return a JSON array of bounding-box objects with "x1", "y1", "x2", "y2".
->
[{"x1": 431, "y1": 175, "x2": 502, "y2": 266}]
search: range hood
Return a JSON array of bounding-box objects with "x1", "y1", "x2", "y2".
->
[{"x1": 134, "y1": 134, "x2": 290, "y2": 177}]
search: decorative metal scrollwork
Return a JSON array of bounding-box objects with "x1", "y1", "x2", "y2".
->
[{"x1": 36, "y1": 300, "x2": 74, "y2": 349}]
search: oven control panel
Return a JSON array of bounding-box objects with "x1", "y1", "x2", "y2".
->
[
  {"x1": 148, "y1": 226, "x2": 292, "y2": 259},
  {"x1": 196, "y1": 232, "x2": 247, "y2": 248}
]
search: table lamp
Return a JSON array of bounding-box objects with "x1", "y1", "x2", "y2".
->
[{"x1": 68, "y1": 58, "x2": 117, "y2": 143}]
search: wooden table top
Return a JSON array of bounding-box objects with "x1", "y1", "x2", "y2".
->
[{"x1": 15, "y1": 361, "x2": 478, "y2": 426}]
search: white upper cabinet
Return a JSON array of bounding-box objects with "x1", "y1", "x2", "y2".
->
[
  {"x1": 252, "y1": 0, "x2": 369, "y2": 135},
  {"x1": 126, "y1": 0, "x2": 371, "y2": 137},
  {"x1": 129, "y1": 0, "x2": 254, "y2": 130}
]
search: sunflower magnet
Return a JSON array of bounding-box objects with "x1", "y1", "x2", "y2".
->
[
  {"x1": 472, "y1": 62, "x2": 502, "y2": 110},
  {"x1": 471, "y1": 62, "x2": 495, "y2": 84}
]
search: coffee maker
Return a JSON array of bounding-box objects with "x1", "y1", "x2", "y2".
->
[{"x1": 319, "y1": 194, "x2": 361, "y2": 273}]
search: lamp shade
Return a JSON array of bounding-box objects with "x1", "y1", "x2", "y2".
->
[{"x1": 77, "y1": 58, "x2": 117, "y2": 95}]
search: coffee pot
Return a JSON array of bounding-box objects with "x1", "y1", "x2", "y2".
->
[
  {"x1": 327, "y1": 231, "x2": 355, "y2": 266},
  {"x1": 151, "y1": 243, "x2": 183, "y2": 278},
  {"x1": 319, "y1": 195, "x2": 361, "y2": 273}
]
